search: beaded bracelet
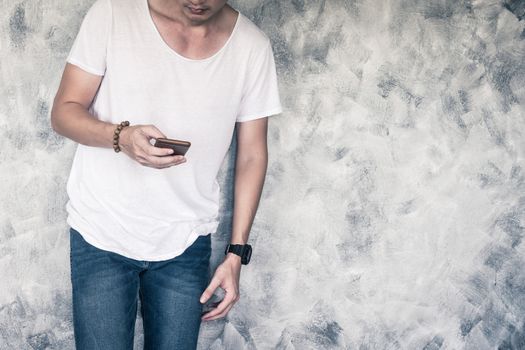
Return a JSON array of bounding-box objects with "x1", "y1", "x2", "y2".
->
[{"x1": 113, "y1": 120, "x2": 130, "y2": 153}]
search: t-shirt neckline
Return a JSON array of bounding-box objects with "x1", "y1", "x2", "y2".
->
[{"x1": 144, "y1": 0, "x2": 241, "y2": 63}]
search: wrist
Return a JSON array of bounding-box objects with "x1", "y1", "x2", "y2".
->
[
  {"x1": 225, "y1": 252, "x2": 242, "y2": 265},
  {"x1": 112, "y1": 121, "x2": 130, "y2": 152},
  {"x1": 117, "y1": 124, "x2": 129, "y2": 145},
  {"x1": 105, "y1": 122, "x2": 118, "y2": 148},
  {"x1": 229, "y1": 240, "x2": 247, "y2": 245}
]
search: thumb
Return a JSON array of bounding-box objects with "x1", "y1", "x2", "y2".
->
[
  {"x1": 141, "y1": 124, "x2": 166, "y2": 140},
  {"x1": 200, "y1": 276, "x2": 221, "y2": 304}
]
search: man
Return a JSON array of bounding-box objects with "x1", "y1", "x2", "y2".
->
[{"x1": 51, "y1": 0, "x2": 282, "y2": 348}]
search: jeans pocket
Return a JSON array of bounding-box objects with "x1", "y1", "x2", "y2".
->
[
  {"x1": 187, "y1": 234, "x2": 211, "y2": 253},
  {"x1": 181, "y1": 234, "x2": 211, "y2": 269}
]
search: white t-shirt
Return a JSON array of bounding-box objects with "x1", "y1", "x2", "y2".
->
[{"x1": 64, "y1": 0, "x2": 282, "y2": 261}]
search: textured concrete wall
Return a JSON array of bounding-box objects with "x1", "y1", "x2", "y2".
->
[{"x1": 1, "y1": 0, "x2": 525, "y2": 349}]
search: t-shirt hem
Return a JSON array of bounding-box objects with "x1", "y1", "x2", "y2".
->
[
  {"x1": 66, "y1": 57, "x2": 106, "y2": 76},
  {"x1": 67, "y1": 217, "x2": 216, "y2": 262},
  {"x1": 236, "y1": 106, "x2": 283, "y2": 122}
]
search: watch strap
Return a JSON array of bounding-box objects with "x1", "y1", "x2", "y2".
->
[
  {"x1": 226, "y1": 244, "x2": 245, "y2": 256},
  {"x1": 225, "y1": 243, "x2": 252, "y2": 264}
]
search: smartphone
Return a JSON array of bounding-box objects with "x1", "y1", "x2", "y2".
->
[{"x1": 153, "y1": 137, "x2": 191, "y2": 156}]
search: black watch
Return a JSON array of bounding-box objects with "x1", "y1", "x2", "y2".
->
[{"x1": 224, "y1": 243, "x2": 252, "y2": 265}]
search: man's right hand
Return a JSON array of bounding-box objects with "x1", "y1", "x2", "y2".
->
[
  {"x1": 51, "y1": 63, "x2": 186, "y2": 170},
  {"x1": 118, "y1": 124, "x2": 186, "y2": 169}
]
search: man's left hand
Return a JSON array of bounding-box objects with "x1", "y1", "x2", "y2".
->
[{"x1": 200, "y1": 253, "x2": 242, "y2": 321}]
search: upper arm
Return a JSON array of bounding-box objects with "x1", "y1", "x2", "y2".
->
[
  {"x1": 51, "y1": 0, "x2": 111, "y2": 126},
  {"x1": 235, "y1": 40, "x2": 283, "y2": 123},
  {"x1": 236, "y1": 117, "x2": 268, "y2": 161},
  {"x1": 51, "y1": 63, "x2": 104, "y2": 127}
]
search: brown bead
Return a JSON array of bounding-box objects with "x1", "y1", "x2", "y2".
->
[{"x1": 115, "y1": 129, "x2": 121, "y2": 134}]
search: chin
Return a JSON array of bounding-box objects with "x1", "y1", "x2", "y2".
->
[
  {"x1": 185, "y1": 11, "x2": 212, "y2": 20},
  {"x1": 186, "y1": 15, "x2": 212, "y2": 24}
]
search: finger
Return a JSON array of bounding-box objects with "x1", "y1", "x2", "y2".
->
[
  {"x1": 200, "y1": 291, "x2": 236, "y2": 320},
  {"x1": 141, "y1": 125, "x2": 167, "y2": 140},
  {"x1": 212, "y1": 302, "x2": 235, "y2": 320},
  {"x1": 140, "y1": 157, "x2": 186, "y2": 169},
  {"x1": 143, "y1": 153, "x2": 186, "y2": 167},
  {"x1": 202, "y1": 301, "x2": 233, "y2": 320},
  {"x1": 200, "y1": 300, "x2": 221, "y2": 317},
  {"x1": 200, "y1": 277, "x2": 222, "y2": 304},
  {"x1": 202, "y1": 301, "x2": 235, "y2": 321},
  {"x1": 137, "y1": 136, "x2": 173, "y2": 157},
  {"x1": 149, "y1": 148, "x2": 187, "y2": 162},
  {"x1": 150, "y1": 145, "x2": 177, "y2": 157},
  {"x1": 142, "y1": 137, "x2": 174, "y2": 157},
  {"x1": 157, "y1": 156, "x2": 187, "y2": 168},
  {"x1": 147, "y1": 146, "x2": 181, "y2": 159}
]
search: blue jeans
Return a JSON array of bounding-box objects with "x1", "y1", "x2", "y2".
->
[{"x1": 69, "y1": 227, "x2": 211, "y2": 350}]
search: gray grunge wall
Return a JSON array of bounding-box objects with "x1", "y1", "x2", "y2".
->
[{"x1": 1, "y1": 0, "x2": 525, "y2": 349}]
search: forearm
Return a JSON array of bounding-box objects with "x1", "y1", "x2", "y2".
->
[
  {"x1": 51, "y1": 101, "x2": 116, "y2": 148},
  {"x1": 230, "y1": 152, "x2": 268, "y2": 245}
]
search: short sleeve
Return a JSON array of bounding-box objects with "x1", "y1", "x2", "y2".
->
[
  {"x1": 236, "y1": 41, "x2": 283, "y2": 122},
  {"x1": 66, "y1": 0, "x2": 112, "y2": 76}
]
